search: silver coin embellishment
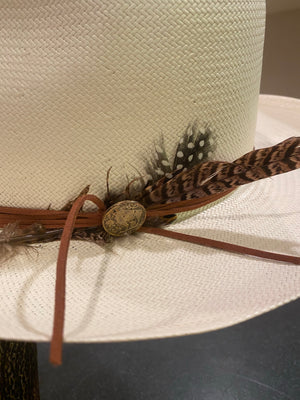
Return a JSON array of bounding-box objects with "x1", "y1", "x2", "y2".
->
[{"x1": 102, "y1": 201, "x2": 146, "y2": 236}]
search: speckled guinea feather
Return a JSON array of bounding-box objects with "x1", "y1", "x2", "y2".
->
[
  {"x1": 144, "y1": 136, "x2": 173, "y2": 185},
  {"x1": 141, "y1": 122, "x2": 214, "y2": 196},
  {"x1": 172, "y1": 121, "x2": 215, "y2": 171}
]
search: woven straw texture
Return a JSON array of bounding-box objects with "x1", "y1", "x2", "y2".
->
[
  {"x1": 0, "y1": 0, "x2": 265, "y2": 209},
  {"x1": 1, "y1": 94, "x2": 299, "y2": 342},
  {"x1": 1, "y1": 2, "x2": 298, "y2": 343}
]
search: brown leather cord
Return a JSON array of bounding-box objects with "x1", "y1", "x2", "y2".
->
[
  {"x1": 0, "y1": 206, "x2": 104, "y2": 229},
  {"x1": 0, "y1": 190, "x2": 233, "y2": 227},
  {"x1": 49, "y1": 194, "x2": 106, "y2": 365},
  {"x1": 139, "y1": 226, "x2": 300, "y2": 265},
  {"x1": 0, "y1": 189, "x2": 299, "y2": 366}
]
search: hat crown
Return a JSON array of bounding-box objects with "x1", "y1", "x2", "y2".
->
[{"x1": 0, "y1": 0, "x2": 265, "y2": 208}]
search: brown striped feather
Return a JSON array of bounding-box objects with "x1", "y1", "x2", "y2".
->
[{"x1": 141, "y1": 137, "x2": 300, "y2": 207}]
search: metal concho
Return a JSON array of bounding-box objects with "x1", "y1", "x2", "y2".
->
[{"x1": 102, "y1": 200, "x2": 146, "y2": 236}]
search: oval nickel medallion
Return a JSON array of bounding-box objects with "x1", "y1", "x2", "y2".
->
[{"x1": 102, "y1": 200, "x2": 147, "y2": 236}]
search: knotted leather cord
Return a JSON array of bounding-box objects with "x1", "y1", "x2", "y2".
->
[
  {"x1": 49, "y1": 194, "x2": 105, "y2": 365},
  {"x1": 0, "y1": 188, "x2": 299, "y2": 365}
]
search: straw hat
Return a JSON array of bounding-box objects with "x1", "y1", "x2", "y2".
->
[{"x1": 0, "y1": 0, "x2": 299, "y2": 358}]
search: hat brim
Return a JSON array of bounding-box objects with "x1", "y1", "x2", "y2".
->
[{"x1": 1, "y1": 94, "x2": 299, "y2": 343}]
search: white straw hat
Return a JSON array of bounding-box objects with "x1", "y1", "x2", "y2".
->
[{"x1": 0, "y1": 1, "x2": 299, "y2": 363}]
